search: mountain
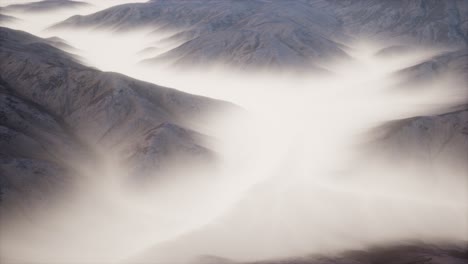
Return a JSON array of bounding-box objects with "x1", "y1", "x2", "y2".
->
[
  {"x1": 311, "y1": 0, "x2": 468, "y2": 46},
  {"x1": 0, "y1": 27, "x2": 229, "y2": 212},
  {"x1": 390, "y1": 49, "x2": 468, "y2": 163},
  {"x1": 398, "y1": 48, "x2": 468, "y2": 83},
  {"x1": 3, "y1": 0, "x2": 90, "y2": 13},
  {"x1": 51, "y1": 0, "x2": 467, "y2": 68},
  {"x1": 43, "y1": 36, "x2": 79, "y2": 53},
  {"x1": 338, "y1": 46, "x2": 468, "y2": 176},
  {"x1": 370, "y1": 107, "x2": 468, "y2": 180},
  {"x1": 1, "y1": 1, "x2": 467, "y2": 262},
  {"x1": 0, "y1": 76, "x2": 83, "y2": 212},
  {"x1": 51, "y1": 0, "x2": 350, "y2": 69}
]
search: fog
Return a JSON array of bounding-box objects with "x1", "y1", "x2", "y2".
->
[
  {"x1": 1, "y1": 4, "x2": 467, "y2": 264},
  {"x1": 0, "y1": 0, "x2": 149, "y2": 30}
]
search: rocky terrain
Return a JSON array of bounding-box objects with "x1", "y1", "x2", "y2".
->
[
  {"x1": 0, "y1": 27, "x2": 228, "y2": 212},
  {"x1": 50, "y1": 0, "x2": 351, "y2": 69},
  {"x1": 50, "y1": 0, "x2": 467, "y2": 68},
  {"x1": 311, "y1": 0, "x2": 468, "y2": 46}
]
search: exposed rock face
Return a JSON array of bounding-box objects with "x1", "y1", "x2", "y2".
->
[
  {"x1": 0, "y1": 27, "x2": 228, "y2": 209},
  {"x1": 3, "y1": 0, "x2": 90, "y2": 13}
]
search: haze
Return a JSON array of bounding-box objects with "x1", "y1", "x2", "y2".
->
[{"x1": 0, "y1": 1, "x2": 467, "y2": 264}]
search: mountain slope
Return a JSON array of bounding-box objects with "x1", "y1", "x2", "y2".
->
[
  {"x1": 310, "y1": 0, "x2": 468, "y2": 46},
  {"x1": 0, "y1": 77, "x2": 82, "y2": 212},
  {"x1": 51, "y1": 0, "x2": 468, "y2": 68},
  {"x1": 398, "y1": 48, "x2": 468, "y2": 83},
  {"x1": 369, "y1": 48, "x2": 468, "y2": 174},
  {"x1": 52, "y1": 0, "x2": 350, "y2": 69},
  {"x1": 0, "y1": 27, "x2": 228, "y2": 210}
]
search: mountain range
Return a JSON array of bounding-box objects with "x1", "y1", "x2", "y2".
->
[
  {"x1": 0, "y1": 0, "x2": 467, "y2": 263},
  {"x1": 50, "y1": 0, "x2": 468, "y2": 68}
]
